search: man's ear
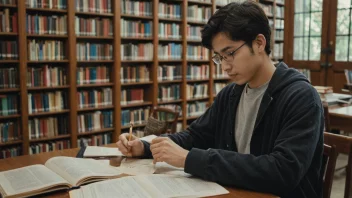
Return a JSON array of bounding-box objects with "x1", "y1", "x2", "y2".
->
[{"x1": 254, "y1": 34, "x2": 266, "y2": 54}]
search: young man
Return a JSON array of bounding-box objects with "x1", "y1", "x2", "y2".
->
[{"x1": 117, "y1": 1, "x2": 324, "y2": 197}]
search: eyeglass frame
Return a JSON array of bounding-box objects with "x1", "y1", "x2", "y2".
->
[{"x1": 212, "y1": 42, "x2": 247, "y2": 65}]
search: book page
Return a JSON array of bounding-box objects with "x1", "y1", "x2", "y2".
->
[
  {"x1": 69, "y1": 177, "x2": 157, "y2": 198},
  {"x1": 140, "y1": 134, "x2": 158, "y2": 143},
  {"x1": 154, "y1": 162, "x2": 191, "y2": 177},
  {"x1": 0, "y1": 165, "x2": 69, "y2": 197},
  {"x1": 119, "y1": 159, "x2": 156, "y2": 175},
  {"x1": 45, "y1": 157, "x2": 121, "y2": 186},
  {"x1": 83, "y1": 146, "x2": 125, "y2": 157}
]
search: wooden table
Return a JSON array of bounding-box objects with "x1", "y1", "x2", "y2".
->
[
  {"x1": 329, "y1": 106, "x2": 352, "y2": 133},
  {"x1": 0, "y1": 145, "x2": 277, "y2": 198}
]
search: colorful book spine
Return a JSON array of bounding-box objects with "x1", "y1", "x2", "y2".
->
[
  {"x1": 214, "y1": 83, "x2": 227, "y2": 95},
  {"x1": 28, "y1": 116, "x2": 68, "y2": 139},
  {"x1": 158, "y1": 3, "x2": 181, "y2": 19},
  {"x1": 158, "y1": 43, "x2": 182, "y2": 60},
  {"x1": 76, "y1": 42, "x2": 113, "y2": 61},
  {"x1": 75, "y1": 0, "x2": 111, "y2": 13},
  {"x1": 26, "y1": 0, "x2": 67, "y2": 9},
  {"x1": 77, "y1": 88, "x2": 112, "y2": 109},
  {"x1": 78, "y1": 133, "x2": 112, "y2": 148},
  {"x1": 77, "y1": 110, "x2": 113, "y2": 133},
  {"x1": 121, "y1": 107, "x2": 150, "y2": 126},
  {"x1": 27, "y1": 65, "x2": 67, "y2": 87},
  {"x1": 0, "y1": 95, "x2": 18, "y2": 116},
  {"x1": 77, "y1": 66, "x2": 110, "y2": 85},
  {"x1": 159, "y1": 22, "x2": 181, "y2": 39},
  {"x1": 0, "y1": 68, "x2": 18, "y2": 88},
  {"x1": 0, "y1": 146, "x2": 21, "y2": 159},
  {"x1": 158, "y1": 65, "x2": 182, "y2": 81},
  {"x1": 0, "y1": 0, "x2": 17, "y2": 5},
  {"x1": 276, "y1": 19, "x2": 284, "y2": 29},
  {"x1": 187, "y1": 101, "x2": 208, "y2": 117},
  {"x1": 158, "y1": 84, "x2": 180, "y2": 102},
  {"x1": 120, "y1": 65, "x2": 150, "y2": 83},
  {"x1": 0, "y1": 121, "x2": 21, "y2": 143},
  {"x1": 120, "y1": 88, "x2": 144, "y2": 105},
  {"x1": 187, "y1": 64, "x2": 209, "y2": 80},
  {"x1": 0, "y1": 41, "x2": 18, "y2": 60},
  {"x1": 26, "y1": 14, "x2": 67, "y2": 35},
  {"x1": 75, "y1": 16, "x2": 113, "y2": 36},
  {"x1": 27, "y1": 39, "x2": 64, "y2": 61},
  {"x1": 0, "y1": 9, "x2": 17, "y2": 33},
  {"x1": 186, "y1": 83, "x2": 208, "y2": 99},
  {"x1": 187, "y1": 5, "x2": 211, "y2": 23},
  {"x1": 121, "y1": 43, "x2": 153, "y2": 61},
  {"x1": 29, "y1": 140, "x2": 70, "y2": 155},
  {"x1": 276, "y1": 6, "x2": 284, "y2": 18},
  {"x1": 275, "y1": 29, "x2": 284, "y2": 40},
  {"x1": 27, "y1": 91, "x2": 68, "y2": 114},
  {"x1": 214, "y1": 64, "x2": 227, "y2": 78},
  {"x1": 121, "y1": 19, "x2": 152, "y2": 38},
  {"x1": 121, "y1": 0, "x2": 152, "y2": 16},
  {"x1": 273, "y1": 43, "x2": 283, "y2": 59},
  {"x1": 260, "y1": 3, "x2": 273, "y2": 17},
  {"x1": 187, "y1": 25, "x2": 202, "y2": 41},
  {"x1": 187, "y1": 45, "x2": 209, "y2": 60},
  {"x1": 216, "y1": 0, "x2": 246, "y2": 6}
]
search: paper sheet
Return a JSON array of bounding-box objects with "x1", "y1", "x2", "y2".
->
[
  {"x1": 119, "y1": 159, "x2": 156, "y2": 175},
  {"x1": 139, "y1": 135, "x2": 158, "y2": 143},
  {"x1": 83, "y1": 146, "x2": 125, "y2": 157}
]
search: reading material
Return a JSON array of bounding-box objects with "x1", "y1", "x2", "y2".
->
[
  {"x1": 0, "y1": 157, "x2": 122, "y2": 198},
  {"x1": 140, "y1": 134, "x2": 158, "y2": 143},
  {"x1": 83, "y1": 146, "x2": 125, "y2": 158},
  {"x1": 69, "y1": 174, "x2": 229, "y2": 198}
]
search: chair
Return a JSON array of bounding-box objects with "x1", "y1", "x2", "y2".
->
[
  {"x1": 144, "y1": 106, "x2": 179, "y2": 135},
  {"x1": 322, "y1": 144, "x2": 338, "y2": 198},
  {"x1": 324, "y1": 132, "x2": 352, "y2": 198},
  {"x1": 323, "y1": 102, "x2": 331, "y2": 132}
]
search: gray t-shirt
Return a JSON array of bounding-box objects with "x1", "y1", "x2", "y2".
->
[{"x1": 235, "y1": 81, "x2": 269, "y2": 154}]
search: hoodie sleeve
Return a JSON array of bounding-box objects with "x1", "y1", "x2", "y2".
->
[{"x1": 184, "y1": 89, "x2": 323, "y2": 196}]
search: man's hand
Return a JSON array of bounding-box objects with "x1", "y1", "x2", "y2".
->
[
  {"x1": 116, "y1": 133, "x2": 144, "y2": 157},
  {"x1": 150, "y1": 137, "x2": 189, "y2": 168}
]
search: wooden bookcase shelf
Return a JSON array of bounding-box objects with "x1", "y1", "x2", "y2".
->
[{"x1": 0, "y1": 0, "x2": 287, "y2": 158}]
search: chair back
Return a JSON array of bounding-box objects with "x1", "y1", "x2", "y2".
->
[{"x1": 322, "y1": 144, "x2": 338, "y2": 198}]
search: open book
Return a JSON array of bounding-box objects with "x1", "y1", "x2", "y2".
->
[
  {"x1": 70, "y1": 174, "x2": 229, "y2": 198},
  {"x1": 0, "y1": 156, "x2": 122, "y2": 198}
]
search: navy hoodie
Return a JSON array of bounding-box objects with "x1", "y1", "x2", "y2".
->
[{"x1": 143, "y1": 62, "x2": 324, "y2": 198}]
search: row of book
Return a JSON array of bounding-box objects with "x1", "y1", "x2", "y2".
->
[
  {"x1": 273, "y1": 43, "x2": 283, "y2": 59},
  {"x1": 77, "y1": 110, "x2": 113, "y2": 133},
  {"x1": 275, "y1": 29, "x2": 284, "y2": 40},
  {"x1": 158, "y1": 84, "x2": 181, "y2": 102},
  {"x1": 187, "y1": 25, "x2": 202, "y2": 41},
  {"x1": 158, "y1": 43, "x2": 182, "y2": 60},
  {"x1": 26, "y1": 14, "x2": 67, "y2": 35},
  {"x1": 0, "y1": 146, "x2": 21, "y2": 159},
  {"x1": 260, "y1": 3, "x2": 273, "y2": 17},
  {"x1": 0, "y1": 41, "x2": 18, "y2": 60},
  {"x1": 27, "y1": 66, "x2": 67, "y2": 87},
  {"x1": 186, "y1": 101, "x2": 207, "y2": 117},
  {"x1": 120, "y1": 65, "x2": 150, "y2": 83},
  {"x1": 29, "y1": 116, "x2": 68, "y2": 139},
  {"x1": 157, "y1": 65, "x2": 182, "y2": 81},
  {"x1": 121, "y1": 19, "x2": 152, "y2": 38},
  {"x1": 186, "y1": 64, "x2": 209, "y2": 80},
  {"x1": 0, "y1": 9, "x2": 17, "y2": 33},
  {"x1": 77, "y1": 88, "x2": 112, "y2": 109},
  {"x1": 276, "y1": 19, "x2": 284, "y2": 29},
  {"x1": 159, "y1": 23, "x2": 181, "y2": 39},
  {"x1": 120, "y1": 88, "x2": 144, "y2": 105},
  {"x1": 1, "y1": 0, "x2": 16, "y2": 5},
  {"x1": 77, "y1": 66, "x2": 111, "y2": 85},
  {"x1": 187, "y1": 84, "x2": 208, "y2": 99},
  {"x1": 214, "y1": 64, "x2": 228, "y2": 79},
  {"x1": 0, "y1": 68, "x2": 18, "y2": 88},
  {"x1": 0, "y1": 95, "x2": 18, "y2": 116},
  {"x1": 346, "y1": 70, "x2": 352, "y2": 85},
  {"x1": 215, "y1": 0, "x2": 245, "y2": 6},
  {"x1": 26, "y1": 0, "x2": 67, "y2": 9},
  {"x1": 121, "y1": 43, "x2": 153, "y2": 61},
  {"x1": 187, "y1": 45, "x2": 209, "y2": 60},
  {"x1": 276, "y1": 6, "x2": 284, "y2": 18},
  {"x1": 29, "y1": 140, "x2": 70, "y2": 155},
  {"x1": 121, "y1": 107, "x2": 150, "y2": 127},
  {"x1": 187, "y1": 5, "x2": 211, "y2": 23},
  {"x1": 75, "y1": 0, "x2": 111, "y2": 13},
  {"x1": 121, "y1": 0, "x2": 152, "y2": 16},
  {"x1": 158, "y1": 2, "x2": 181, "y2": 19},
  {"x1": 214, "y1": 83, "x2": 227, "y2": 95},
  {"x1": 28, "y1": 91, "x2": 68, "y2": 114},
  {"x1": 28, "y1": 40, "x2": 64, "y2": 61},
  {"x1": 75, "y1": 17, "x2": 113, "y2": 37},
  {"x1": 0, "y1": 122, "x2": 21, "y2": 143},
  {"x1": 76, "y1": 43, "x2": 113, "y2": 61},
  {"x1": 297, "y1": 69, "x2": 311, "y2": 82},
  {"x1": 78, "y1": 133, "x2": 112, "y2": 148}
]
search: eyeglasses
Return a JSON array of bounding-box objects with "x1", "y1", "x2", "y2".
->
[{"x1": 212, "y1": 42, "x2": 247, "y2": 65}]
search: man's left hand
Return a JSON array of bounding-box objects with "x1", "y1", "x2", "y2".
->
[{"x1": 150, "y1": 137, "x2": 189, "y2": 168}]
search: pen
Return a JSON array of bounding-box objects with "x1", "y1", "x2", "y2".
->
[{"x1": 128, "y1": 121, "x2": 133, "y2": 141}]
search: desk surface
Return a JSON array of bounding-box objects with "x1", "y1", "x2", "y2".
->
[
  {"x1": 329, "y1": 106, "x2": 352, "y2": 118},
  {"x1": 0, "y1": 145, "x2": 277, "y2": 198}
]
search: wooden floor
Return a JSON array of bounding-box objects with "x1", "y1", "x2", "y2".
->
[{"x1": 331, "y1": 154, "x2": 348, "y2": 198}]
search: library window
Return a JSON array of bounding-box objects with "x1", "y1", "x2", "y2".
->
[{"x1": 335, "y1": 0, "x2": 352, "y2": 62}]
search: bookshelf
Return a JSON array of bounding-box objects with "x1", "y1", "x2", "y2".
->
[{"x1": 0, "y1": 0, "x2": 286, "y2": 158}]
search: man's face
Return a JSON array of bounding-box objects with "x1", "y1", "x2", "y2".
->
[{"x1": 211, "y1": 33, "x2": 262, "y2": 85}]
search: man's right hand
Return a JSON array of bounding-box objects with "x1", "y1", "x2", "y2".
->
[{"x1": 116, "y1": 133, "x2": 144, "y2": 157}]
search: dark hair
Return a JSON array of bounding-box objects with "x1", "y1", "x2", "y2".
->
[{"x1": 201, "y1": 1, "x2": 271, "y2": 55}]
